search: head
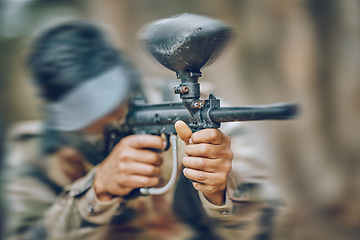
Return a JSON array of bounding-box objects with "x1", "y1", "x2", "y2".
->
[{"x1": 27, "y1": 21, "x2": 140, "y2": 164}]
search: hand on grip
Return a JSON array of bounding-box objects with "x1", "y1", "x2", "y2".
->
[
  {"x1": 175, "y1": 121, "x2": 233, "y2": 206},
  {"x1": 93, "y1": 134, "x2": 164, "y2": 201}
]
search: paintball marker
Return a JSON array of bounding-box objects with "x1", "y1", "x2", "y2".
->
[{"x1": 105, "y1": 13, "x2": 298, "y2": 198}]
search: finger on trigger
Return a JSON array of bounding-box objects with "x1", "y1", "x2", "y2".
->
[{"x1": 122, "y1": 135, "x2": 164, "y2": 150}]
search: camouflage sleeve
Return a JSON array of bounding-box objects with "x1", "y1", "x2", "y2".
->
[
  {"x1": 198, "y1": 172, "x2": 281, "y2": 239},
  {"x1": 197, "y1": 186, "x2": 234, "y2": 218},
  {"x1": 3, "y1": 123, "x2": 126, "y2": 240},
  {"x1": 43, "y1": 168, "x2": 124, "y2": 239}
]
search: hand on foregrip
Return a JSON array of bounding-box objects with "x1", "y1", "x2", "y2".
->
[
  {"x1": 94, "y1": 134, "x2": 164, "y2": 201},
  {"x1": 175, "y1": 121, "x2": 233, "y2": 206}
]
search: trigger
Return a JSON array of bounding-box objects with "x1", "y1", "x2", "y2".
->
[{"x1": 163, "y1": 134, "x2": 171, "y2": 151}]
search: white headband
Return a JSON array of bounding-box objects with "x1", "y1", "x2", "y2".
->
[{"x1": 46, "y1": 66, "x2": 131, "y2": 131}]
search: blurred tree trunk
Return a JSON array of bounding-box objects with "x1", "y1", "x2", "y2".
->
[
  {"x1": 235, "y1": 0, "x2": 360, "y2": 239},
  {"x1": 303, "y1": 0, "x2": 360, "y2": 238}
]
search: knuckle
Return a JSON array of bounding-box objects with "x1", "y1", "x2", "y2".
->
[
  {"x1": 151, "y1": 177, "x2": 160, "y2": 186},
  {"x1": 119, "y1": 150, "x2": 132, "y2": 161},
  {"x1": 228, "y1": 150, "x2": 234, "y2": 160},
  {"x1": 133, "y1": 136, "x2": 144, "y2": 147},
  {"x1": 226, "y1": 135, "x2": 232, "y2": 146},
  {"x1": 116, "y1": 174, "x2": 126, "y2": 186},
  {"x1": 147, "y1": 152, "x2": 157, "y2": 163},
  {"x1": 139, "y1": 177, "x2": 148, "y2": 186},
  {"x1": 117, "y1": 162, "x2": 128, "y2": 173},
  {"x1": 192, "y1": 182, "x2": 202, "y2": 191},
  {"x1": 142, "y1": 176, "x2": 159, "y2": 187},
  {"x1": 207, "y1": 177, "x2": 215, "y2": 187},
  {"x1": 153, "y1": 154, "x2": 163, "y2": 165},
  {"x1": 184, "y1": 145, "x2": 192, "y2": 155},
  {"x1": 223, "y1": 160, "x2": 232, "y2": 173},
  {"x1": 209, "y1": 129, "x2": 221, "y2": 141},
  {"x1": 207, "y1": 185, "x2": 216, "y2": 193},
  {"x1": 150, "y1": 166, "x2": 160, "y2": 176},
  {"x1": 121, "y1": 135, "x2": 137, "y2": 146},
  {"x1": 182, "y1": 157, "x2": 190, "y2": 166},
  {"x1": 122, "y1": 187, "x2": 132, "y2": 196},
  {"x1": 198, "y1": 144, "x2": 209, "y2": 156},
  {"x1": 220, "y1": 148, "x2": 233, "y2": 162},
  {"x1": 218, "y1": 173, "x2": 228, "y2": 184},
  {"x1": 197, "y1": 172, "x2": 206, "y2": 181},
  {"x1": 224, "y1": 160, "x2": 232, "y2": 171},
  {"x1": 156, "y1": 156, "x2": 164, "y2": 165},
  {"x1": 197, "y1": 158, "x2": 206, "y2": 169},
  {"x1": 155, "y1": 136, "x2": 164, "y2": 147},
  {"x1": 148, "y1": 166, "x2": 156, "y2": 175}
]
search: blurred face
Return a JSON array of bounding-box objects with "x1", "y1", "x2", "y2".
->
[
  {"x1": 53, "y1": 101, "x2": 129, "y2": 165},
  {"x1": 81, "y1": 101, "x2": 129, "y2": 135}
]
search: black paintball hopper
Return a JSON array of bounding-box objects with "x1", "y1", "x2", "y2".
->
[{"x1": 138, "y1": 13, "x2": 234, "y2": 73}]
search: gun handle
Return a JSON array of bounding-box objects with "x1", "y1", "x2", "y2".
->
[{"x1": 123, "y1": 134, "x2": 179, "y2": 199}]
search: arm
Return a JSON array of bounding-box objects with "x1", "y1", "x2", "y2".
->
[
  {"x1": 42, "y1": 134, "x2": 165, "y2": 238},
  {"x1": 175, "y1": 120, "x2": 282, "y2": 239}
]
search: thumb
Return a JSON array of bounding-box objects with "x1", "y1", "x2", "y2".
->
[{"x1": 175, "y1": 121, "x2": 193, "y2": 145}]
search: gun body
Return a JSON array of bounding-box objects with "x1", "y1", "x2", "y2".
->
[
  {"x1": 107, "y1": 95, "x2": 297, "y2": 149},
  {"x1": 105, "y1": 13, "x2": 299, "y2": 198}
]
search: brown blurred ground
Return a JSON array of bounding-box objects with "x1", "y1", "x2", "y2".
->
[{"x1": 1, "y1": 0, "x2": 360, "y2": 239}]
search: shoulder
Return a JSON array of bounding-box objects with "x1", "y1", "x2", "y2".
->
[
  {"x1": 4, "y1": 120, "x2": 45, "y2": 178},
  {"x1": 7, "y1": 120, "x2": 44, "y2": 141}
]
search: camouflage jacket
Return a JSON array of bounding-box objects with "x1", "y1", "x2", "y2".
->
[{"x1": 3, "y1": 120, "x2": 285, "y2": 240}]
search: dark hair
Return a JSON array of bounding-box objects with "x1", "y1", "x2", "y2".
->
[{"x1": 27, "y1": 21, "x2": 124, "y2": 101}]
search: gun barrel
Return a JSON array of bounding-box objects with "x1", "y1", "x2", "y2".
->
[
  {"x1": 127, "y1": 102, "x2": 298, "y2": 127},
  {"x1": 210, "y1": 103, "x2": 298, "y2": 122}
]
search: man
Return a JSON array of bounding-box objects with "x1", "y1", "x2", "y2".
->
[{"x1": 4, "y1": 21, "x2": 275, "y2": 240}]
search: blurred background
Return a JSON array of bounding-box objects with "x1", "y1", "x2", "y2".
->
[{"x1": 1, "y1": 0, "x2": 360, "y2": 239}]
